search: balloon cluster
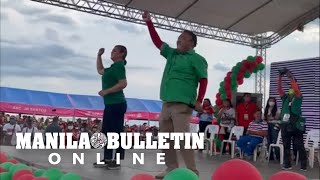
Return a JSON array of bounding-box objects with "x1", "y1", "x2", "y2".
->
[
  {"x1": 211, "y1": 159, "x2": 307, "y2": 180},
  {"x1": 129, "y1": 159, "x2": 306, "y2": 180},
  {"x1": 130, "y1": 168, "x2": 199, "y2": 180},
  {"x1": 213, "y1": 55, "x2": 265, "y2": 122},
  {"x1": 0, "y1": 151, "x2": 81, "y2": 180}
]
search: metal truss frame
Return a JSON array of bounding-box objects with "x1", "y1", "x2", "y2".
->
[
  {"x1": 30, "y1": 0, "x2": 319, "y2": 48},
  {"x1": 29, "y1": 0, "x2": 318, "y2": 100},
  {"x1": 255, "y1": 34, "x2": 268, "y2": 105}
]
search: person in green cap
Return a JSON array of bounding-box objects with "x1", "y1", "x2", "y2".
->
[
  {"x1": 94, "y1": 45, "x2": 128, "y2": 170},
  {"x1": 278, "y1": 70, "x2": 307, "y2": 171}
]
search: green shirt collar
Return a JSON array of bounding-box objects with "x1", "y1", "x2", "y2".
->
[
  {"x1": 111, "y1": 60, "x2": 125, "y2": 66},
  {"x1": 174, "y1": 48, "x2": 195, "y2": 54}
]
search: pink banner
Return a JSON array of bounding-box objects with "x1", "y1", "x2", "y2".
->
[
  {"x1": 0, "y1": 102, "x2": 74, "y2": 116},
  {"x1": 74, "y1": 109, "x2": 103, "y2": 118},
  {"x1": 0, "y1": 102, "x2": 200, "y2": 123}
]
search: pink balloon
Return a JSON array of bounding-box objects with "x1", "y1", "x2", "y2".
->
[
  {"x1": 17, "y1": 174, "x2": 35, "y2": 180},
  {"x1": 212, "y1": 159, "x2": 263, "y2": 180},
  {"x1": 269, "y1": 171, "x2": 307, "y2": 180},
  {"x1": 13, "y1": 170, "x2": 33, "y2": 180},
  {"x1": 7, "y1": 159, "x2": 19, "y2": 164},
  {"x1": 130, "y1": 173, "x2": 155, "y2": 180},
  {"x1": 0, "y1": 167, "x2": 6, "y2": 173},
  {"x1": 0, "y1": 152, "x2": 7, "y2": 163}
]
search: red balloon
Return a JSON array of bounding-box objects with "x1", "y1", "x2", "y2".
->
[
  {"x1": 13, "y1": 170, "x2": 33, "y2": 180},
  {"x1": 130, "y1": 173, "x2": 155, "y2": 180},
  {"x1": 224, "y1": 83, "x2": 231, "y2": 90},
  {"x1": 238, "y1": 72, "x2": 244, "y2": 79},
  {"x1": 0, "y1": 167, "x2": 6, "y2": 173},
  {"x1": 16, "y1": 174, "x2": 34, "y2": 180},
  {"x1": 255, "y1": 56, "x2": 263, "y2": 64},
  {"x1": 7, "y1": 159, "x2": 19, "y2": 164},
  {"x1": 226, "y1": 71, "x2": 232, "y2": 77},
  {"x1": 238, "y1": 79, "x2": 244, "y2": 85},
  {"x1": 240, "y1": 66, "x2": 247, "y2": 72},
  {"x1": 226, "y1": 91, "x2": 232, "y2": 98},
  {"x1": 212, "y1": 159, "x2": 263, "y2": 180},
  {"x1": 224, "y1": 77, "x2": 231, "y2": 83},
  {"x1": 243, "y1": 61, "x2": 250, "y2": 69},
  {"x1": 216, "y1": 99, "x2": 223, "y2": 106},
  {"x1": 216, "y1": 93, "x2": 221, "y2": 99},
  {"x1": 269, "y1": 171, "x2": 307, "y2": 180},
  {"x1": 0, "y1": 152, "x2": 7, "y2": 163}
]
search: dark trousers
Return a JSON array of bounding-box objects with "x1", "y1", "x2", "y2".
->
[
  {"x1": 267, "y1": 124, "x2": 280, "y2": 160},
  {"x1": 237, "y1": 135, "x2": 263, "y2": 156},
  {"x1": 102, "y1": 102, "x2": 127, "y2": 160},
  {"x1": 281, "y1": 126, "x2": 307, "y2": 167},
  {"x1": 199, "y1": 121, "x2": 212, "y2": 138}
]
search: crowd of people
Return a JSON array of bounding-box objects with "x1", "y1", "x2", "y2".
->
[
  {"x1": 0, "y1": 10, "x2": 309, "y2": 179},
  {"x1": 0, "y1": 113, "x2": 158, "y2": 147},
  {"x1": 197, "y1": 70, "x2": 307, "y2": 171}
]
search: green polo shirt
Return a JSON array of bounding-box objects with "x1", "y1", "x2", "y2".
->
[
  {"x1": 159, "y1": 43, "x2": 208, "y2": 105},
  {"x1": 101, "y1": 61, "x2": 126, "y2": 105},
  {"x1": 280, "y1": 94, "x2": 305, "y2": 131}
]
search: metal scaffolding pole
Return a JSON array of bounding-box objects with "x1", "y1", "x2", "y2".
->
[{"x1": 254, "y1": 34, "x2": 268, "y2": 105}]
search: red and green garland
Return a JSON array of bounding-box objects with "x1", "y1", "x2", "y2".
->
[
  {"x1": 211, "y1": 56, "x2": 264, "y2": 150},
  {"x1": 213, "y1": 55, "x2": 265, "y2": 120}
]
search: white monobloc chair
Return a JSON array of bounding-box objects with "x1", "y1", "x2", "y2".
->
[
  {"x1": 204, "y1": 125, "x2": 220, "y2": 156},
  {"x1": 220, "y1": 126, "x2": 244, "y2": 158},
  {"x1": 296, "y1": 129, "x2": 320, "y2": 168},
  {"x1": 268, "y1": 130, "x2": 284, "y2": 164}
]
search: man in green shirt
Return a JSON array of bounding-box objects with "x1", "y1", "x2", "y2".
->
[
  {"x1": 94, "y1": 46, "x2": 128, "y2": 170},
  {"x1": 278, "y1": 70, "x2": 307, "y2": 171},
  {"x1": 143, "y1": 11, "x2": 208, "y2": 179}
]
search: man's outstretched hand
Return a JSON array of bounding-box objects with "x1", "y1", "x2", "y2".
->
[
  {"x1": 194, "y1": 101, "x2": 203, "y2": 113},
  {"x1": 142, "y1": 11, "x2": 151, "y2": 22}
]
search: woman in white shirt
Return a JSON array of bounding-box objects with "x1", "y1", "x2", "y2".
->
[
  {"x1": 264, "y1": 97, "x2": 281, "y2": 160},
  {"x1": 2, "y1": 116, "x2": 21, "y2": 146},
  {"x1": 218, "y1": 99, "x2": 236, "y2": 153}
]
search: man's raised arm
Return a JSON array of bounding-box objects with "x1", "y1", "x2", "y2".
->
[
  {"x1": 142, "y1": 11, "x2": 163, "y2": 49},
  {"x1": 288, "y1": 72, "x2": 301, "y2": 97},
  {"x1": 197, "y1": 79, "x2": 208, "y2": 104},
  {"x1": 278, "y1": 75, "x2": 284, "y2": 97}
]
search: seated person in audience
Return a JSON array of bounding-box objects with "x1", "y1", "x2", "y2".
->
[
  {"x1": 197, "y1": 98, "x2": 214, "y2": 139},
  {"x1": 237, "y1": 109, "x2": 268, "y2": 158},
  {"x1": 264, "y1": 97, "x2": 281, "y2": 160},
  {"x1": 218, "y1": 99, "x2": 235, "y2": 153}
]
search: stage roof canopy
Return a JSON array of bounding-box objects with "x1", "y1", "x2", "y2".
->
[
  {"x1": 31, "y1": 0, "x2": 319, "y2": 47},
  {"x1": 110, "y1": 0, "x2": 319, "y2": 35}
]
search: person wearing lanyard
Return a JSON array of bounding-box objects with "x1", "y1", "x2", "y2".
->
[
  {"x1": 236, "y1": 93, "x2": 258, "y2": 133},
  {"x1": 278, "y1": 70, "x2": 307, "y2": 171}
]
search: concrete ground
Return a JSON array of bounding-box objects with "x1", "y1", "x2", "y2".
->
[{"x1": 0, "y1": 145, "x2": 319, "y2": 180}]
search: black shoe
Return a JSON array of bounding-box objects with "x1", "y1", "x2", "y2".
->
[
  {"x1": 282, "y1": 164, "x2": 292, "y2": 170},
  {"x1": 107, "y1": 160, "x2": 121, "y2": 170},
  {"x1": 93, "y1": 159, "x2": 111, "y2": 168},
  {"x1": 300, "y1": 164, "x2": 307, "y2": 171}
]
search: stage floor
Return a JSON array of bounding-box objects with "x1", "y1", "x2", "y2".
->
[{"x1": 0, "y1": 146, "x2": 319, "y2": 180}]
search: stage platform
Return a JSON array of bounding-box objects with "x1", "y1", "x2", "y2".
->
[{"x1": 0, "y1": 146, "x2": 319, "y2": 180}]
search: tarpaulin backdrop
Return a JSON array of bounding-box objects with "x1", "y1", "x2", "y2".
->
[{"x1": 0, "y1": 87, "x2": 199, "y2": 123}]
